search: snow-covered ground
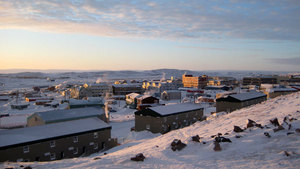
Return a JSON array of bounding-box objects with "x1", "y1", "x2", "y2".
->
[{"x1": 2, "y1": 92, "x2": 299, "y2": 168}]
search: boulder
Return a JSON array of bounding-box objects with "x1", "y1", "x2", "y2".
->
[
  {"x1": 246, "y1": 119, "x2": 256, "y2": 128},
  {"x1": 270, "y1": 118, "x2": 280, "y2": 127},
  {"x1": 131, "y1": 153, "x2": 146, "y2": 162},
  {"x1": 171, "y1": 139, "x2": 187, "y2": 151},
  {"x1": 93, "y1": 157, "x2": 101, "y2": 160},
  {"x1": 264, "y1": 132, "x2": 271, "y2": 138},
  {"x1": 233, "y1": 126, "x2": 244, "y2": 133},
  {"x1": 191, "y1": 135, "x2": 201, "y2": 142},
  {"x1": 273, "y1": 125, "x2": 285, "y2": 132},
  {"x1": 215, "y1": 136, "x2": 232, "y2": 143}
]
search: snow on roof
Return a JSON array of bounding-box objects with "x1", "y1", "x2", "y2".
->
[
  {"x1": 126, "y1": 93, "x2": 141, "y2": 98},
  {"x1": 149, "y1": 103, "x2": 203, "y2": 116},
  {"x1": 266, "y1": 88, "x2": 297, "y2": 93},
  {"x1": 33, "y1": 107, "x2": 104, "y2": 123},
  {"x1": 0, "y1": 117, "x2": 110, "y2": 148},
  {"x1": 112, "y1": 84, "x2": 141, "y2": 87},
  {"x1": 137, "y1": 95, "x2": 156, "y2": 100},
  {"x1": 229, "y1": 92, "x2": 266, "y2": 101},
  {"x1": 69, "y1": 98, "x2": 103, "y2": 105}
]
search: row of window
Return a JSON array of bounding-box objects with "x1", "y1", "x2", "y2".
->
[{"x1": 23, "y1": 132, "x2": 99, "y2": 153}]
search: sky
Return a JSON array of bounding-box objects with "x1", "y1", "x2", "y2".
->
[{"x1": 0, "y1": 0, "x2": 300, "y2": 71}]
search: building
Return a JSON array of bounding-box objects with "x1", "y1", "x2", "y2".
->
[
  {"x1": 142, "y1": 78, "x2": 183, "y2": 93},
  {"x1": 136, "y1": 95, "x2": 160, "y2": 110},
  {"x1": 112, "y1": 84, "x2": 143, "y2": 95},
  {"x1": 0, "y1": 117, "x2": 117, "y2": 162},
  {"x1": 70, "y1": 83, "x2": 112, "y2": 99},
  {"x1": 134, "y1": 103, "x2": 203, "y2": 134},
  {"x1": 68, "y1": 97, "x2": 104, "y2": 109},
  {"x1": 161, "y1": 90, "x2": 182, "y2": 100},
  {"x1": 242, "y1": 76, "x2": 277, "y2": 86},
  {"x1": 264, "y1": 88, "x2": 297, "y2": 98},
  {"x1": 216, "y1": 92, "x2": 267, "y2": 112},
  {"x1": 27, "y1": 107, "x2": 106, "y2": 127},
  {"x1": 182, "y1": 74, "x2": 208, "y2": 89},
  {"x1": 126, "y1": 93, "x2": 142, "y2": 109},
  {"x1": 208, "y1": 77, "x2": 238, "y2": 86}
]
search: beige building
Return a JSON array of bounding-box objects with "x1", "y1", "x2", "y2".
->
[
  {"x1": 182, "y1": 74, "x2": 208, "y2": 89},
  {"x1": 135, "y1": 103, "x2": 203, "y2": 134}
]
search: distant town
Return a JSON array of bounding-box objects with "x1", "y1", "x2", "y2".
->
[{"x1": 0, "y1": 70, "x2": 299, "y2": 162}]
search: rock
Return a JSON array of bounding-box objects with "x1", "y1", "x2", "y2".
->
[
  {"x1": 288, "y1": 124, "x2": 292, "y2": 130},
  {"x1": 283, "y1": 116, "x2": 288, "y2": 123},
  {"x1": 246, "y1": 119, "x2": 256, "y2": 128},
  {"x1": 255, "y1": 124, "x2": 264, "y2": 129},
  {"x1": 104, "y1": 152, "x2": 107, "y2": 155},
  {"x1": 191, "y1": 135, "x2": 201, "y2": 142},
  {"x1": 270, "y1": 118, "x2": 280, "y2": 127},
  {"x1": 210, "y1": 135, "x2": 217, "y2": 138},
  {"x1": 131, "y1": 153, "x2": 146, "y2": 162},
  {"x1": 235, "y1": 135, "x2": 242, "y2": 138},
  {"x1": 233, "y1": 126, "x2": 244, "y2": 132},
  {"x1": 217, "y1": 133, "x2": 222, "y2": 136},
  {"x1": 224, "y1": 133, "x2": 229, "y2": 135},
  {"x1": 20, "y1": 166, "x2": 24, "y2": 168},
  {"x1": 289, "y1": 118, "x2": 297, "y2": 121},
  {"x1": 156, "y1": 145, "x2": 159, "y2": 148},
  {"x1": 24, "y1": 167, "x2": 32, "y2": 169},
  {"x1": 295, "y1": 128, "x2": 300, "y2": 133},
  {"x1": 284, "y1": 151, "x2": 290, "y2": 157},
  {"x1": 265, "y1": 125, "x2": 271, "y2": 129},
  {"x1": 202, "y1": 141, "x2": 206, "y2": 144},
  {"x1": 264, "y1": 132, "x2": 271, "y2": 138},
  {"x1": 273, "y1": 125, "x2": 285, "y2": 132},
  {"x1": 93, "y1": 157, "x2": 101, "y2": 160},
  {"x1": 215, "y1": 136, "x2": 232, "y2": 143},
  {"x1": 287, "y1": 132, "x2": 294, "y2": 135},
  {"x1": 213, "y1": 141, "x2": 222, "y2": 151},
  {"x1": 171, "y1": 139, "x2": 187, "y2": 151}
]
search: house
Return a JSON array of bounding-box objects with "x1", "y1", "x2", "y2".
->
[
  {"x1": 136, "y1": 95, "x2": 160, "y2": 110},
  {"x1": 264, "y1": 88, "x2": 297, "y2": 98},
  {"x1": 70, "y1": 83, "x2": 112, "y2": 99},
  {"x1": 134, "y1": 103, "x2": 203, "y2": 134},
  {"x1": 68, "y1": 97, "x2": 104, "y2": 109},
  {"x1": 216, "y1": 92, "x2": 267, "y2": 113},
  {"x1": 0, "y1": 117, "x2": 117, "y2": 162},
  {"x1": 112, "y1": 84, "x2": 143, "y2": 95},
  {"x1": 126, "y1": 93, "x2": 142, "y2": 109},
  {"x1": 182, "y1": 74, "x2": 208, "y2": 89},
  {"x1": 242, "y1": 76, "x2": 277, "y2": 86},
  {"x1": 161, "y1": 90, "x2": 181, "y2": 100},
  {"x1": 27, "y1": 107, "x2": 106, "y2": 127}
]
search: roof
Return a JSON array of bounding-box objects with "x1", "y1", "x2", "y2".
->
[
  {"x1": 267, "y1": 88, "x2": 297, "y2": 93},
  {"x1": 126, "y1": 93, "x2": 141, "y2": 98},
  {"x1": 137, "y1": 95, "x2": 158, "y2": 100},
  {"x1": 217, "y1": 92, "x2": 267, "y2": 102},
  {"x1": 135, "y1": 103, "x2": 203, "y2": 117},
  {"x1": 30, "y1": 107, "x2": 104, "y2": 123},
  {"x1": 0, "y1": 117, "x2": 111, "y2": 149},
  {"x1": 69, "y1": 98, "x2": 103, "y2": 105},
  {"x1": 112, "y1": 84, "x2": 142, "y2": 87}
]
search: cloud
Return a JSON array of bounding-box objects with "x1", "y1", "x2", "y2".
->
[
  {"x1": 0, "y1": 0, "x2": 300, "y2": 40},
  {"x1": 267, "y1": 57, "x2": 300, "y2": 65}
]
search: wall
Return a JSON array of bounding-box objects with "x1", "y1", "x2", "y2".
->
[{"x1": 0, "y1": 129, "x2": 112, "y2": 162}]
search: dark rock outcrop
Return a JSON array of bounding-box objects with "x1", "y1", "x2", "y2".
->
[
  {"x1": 191, "y1": 135, "x2": 201, "y2": 142},
  {"x1": 171, "y1": 139, "x2": 187, "y2": 151},
  {"x1": 213, "y1": 141, "x2": 222, "y2": 151},
  {"x1": 234, "y1": 126, "x2": 244, "y2": 133},
  {"x1": 131, "y1": 153, "x2": 146, "y2": 162},
  {"x1": 273, "y1": 125, "x2": 285, "y2": 132},
  {"x1": 270, "y1": 118, "x2": 280, "y2": 127}
]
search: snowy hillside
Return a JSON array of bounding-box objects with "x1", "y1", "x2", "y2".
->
[{"x1": 2, "y1": 92, "x2": 300, "y2": 169}]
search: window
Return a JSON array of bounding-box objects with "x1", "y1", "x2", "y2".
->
[
  {"x1": 94, "y1": 132, "x2": 98, "y2": 138},
  {"x1": 73, "y1": 147, "x2": 78, "y2": 154},
  {"x1": 146, "y1": 124, "x2": 150, "y2": 130},
  {"x1": 50, "y1": 153, "x2": 56, "y2": 160},
  {"x1": 50, "y1": 141, "x2": 55, "y2": 148},
  {"x1": 94, "y1": 143, "x2": 98, "y2": 150},
  {"x1": 23, "y1": 146, "x2": 29, "y2": 153},
  {"x1": 73, "y1": 136, "x2": 78, "y2": 143}
]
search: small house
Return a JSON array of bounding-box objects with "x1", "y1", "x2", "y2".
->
[
  {"x1": 161, "y1": 90, "x2": 181, "y2": 100},
  {"x1": 136, "y1": 95, "x2": 159, "y2": 110},
  {"x1": 134, "y1": 103, "x2": 203, "y2": 134},
  {"x1": 27, "y1": 107, "x2": 106, "y2": 127},
  {"x1": 216, "y1": 92, "x2": 267, "y2": 113}
]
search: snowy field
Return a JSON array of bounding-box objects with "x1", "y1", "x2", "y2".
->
[{"x1": 2, "y1": 91, "x2": 299, "y2": 169}]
